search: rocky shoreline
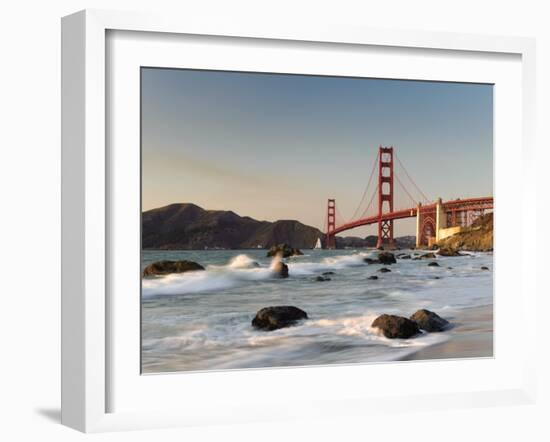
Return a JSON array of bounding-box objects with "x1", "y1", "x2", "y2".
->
[
  {"x1": 400, "y1": 304, "x2": 493, "y2": 360},
  {"x1": 143, "y1": 248, "x2": 491, "y2": 344}
]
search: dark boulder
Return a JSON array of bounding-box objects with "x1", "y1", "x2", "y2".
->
[
  {"x1": 437, "y1": 247, "x2": 463, "y2": 257},
  {"x1": 410, "y1": 309, "x2": 449, "y2": 332},
  {"x1": 481, "y1": 266, "x2": 490, "y2": 271},
  {"x1": 252, "y1": 306, "x2": 308, "y2": 331},
  {"x1": 364, "y1": 257, "x2": 379, "y2": 264},
  {"x1": 315, "y1": 276, "x2": 331, "y2": 282},
  {"x1": 367, "y1": 275, "x2": 379, "y2": 280},
  {"x1": 378, "y1": 267, "x2": 391, "y2": 273},
  {"x1": 371, "y1": 314, "x2": 420, "y2": 339},
  {"x1": 428, "y1": 261, "x2": 440, "y2": 267},
  {"x1": 378, "y1": 252, "x2": 397, "y2": 265},
  {"x1": 142, "y1": 260, "x2": 205, "y2": 277},
  {"x1": 272, "y1": 261, "x2": 289, "y2": 278},
  {"x1": 266, "y1": 243, "x2": 303, "y2": 258}
]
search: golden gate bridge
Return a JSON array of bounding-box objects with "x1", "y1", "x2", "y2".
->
[{"x1": 325, "y1": 146, "x2": 493, "y2": 249}]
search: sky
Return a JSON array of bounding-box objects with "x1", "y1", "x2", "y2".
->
[{"x1": 141, "y1": 68, "x2": 493, "y2": 237}]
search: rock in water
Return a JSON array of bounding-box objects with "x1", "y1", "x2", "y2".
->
[
  {"x1": 252, "y1": 306, "x2": 308, "y2": 331},
  {"x1": 428, "y1": 261, "x2": 440, "y2": 267},
  {"x1": 378, "y1": 252, "x2": 397, "y2": 265},
  {"x1": 378, "y1": 267, "x2": 391, "y2": 273},
  {"x1": 266, "y1": 244, "x2": 303, "y2": 258},
  {"x1": 315, "y1": 276, "x2": 331, "y2": 282},
  {"x1": 142, "y1": 260, "x2": 205, "y2": 277},
  {"x1": 481, "y1": 266, "x2": 490, "y2": 271},
  {"x1": 272, "y1": 261, "x2": 289, "y2": 278},
  {"x1": 367, "y1": 275, "x2": 379, "y2": 280},
  {"x1": 397, "y1": 254, "x2": 411, "y2": 259},
  {"x1": 437, "y1": 247, "x2": 463, "y2": 257},
  {"x1": 410, "y1": 309, "x2": 449, "y2": 332},
  {"x1": 419, "y1": 252, "x2": 437, "y2": 259},
  {"x1": 371, "y1": 314, "x2": 420, "y2": 339}
]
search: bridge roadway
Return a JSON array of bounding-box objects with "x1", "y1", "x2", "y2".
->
[{"x1": 330, "y1": 196, "x2": 494, "y2": 236}]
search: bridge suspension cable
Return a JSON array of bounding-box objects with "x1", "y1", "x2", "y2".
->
[
  {"x1": 395, "y1": 153, "x2": 429, "y2": 203},
  {"x1": 395, "y1": 173, "x2": 419, "y2": 208},
  {"x1": 358, "y1": 183, "x2": 379, "y2": 221},
  {"x1": 349, "y1": 150, "x2": 380, "y2": 223},
  {"x1": 335, "y1": 206, "x2": 346, "y2": 227}
]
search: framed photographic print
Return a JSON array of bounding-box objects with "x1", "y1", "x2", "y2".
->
[{"x1": 61, "y1": 9, "x2": 537, "y2": 432}]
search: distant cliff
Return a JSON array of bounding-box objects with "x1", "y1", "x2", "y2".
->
[
  {"x1": 142, "y1": 203, "x2": 324, "y2": 250},
  {"x1": 142, "y1": 203, "x2": 418, "y2": 250},
  {"x1": 437, "y1": 213, "x2": 493, "y2": 252}
]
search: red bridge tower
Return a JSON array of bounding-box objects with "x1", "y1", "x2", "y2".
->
[
  {"x1": 376, "y1": 146, "x2": 395, "y2": 249},
  {"x1": 326, "y1": 198, "x2": 336, "y2": 249}
]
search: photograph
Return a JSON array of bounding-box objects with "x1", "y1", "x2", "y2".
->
[{"x1": 140, "y1": 67, "x2": 494, "y2": 373}]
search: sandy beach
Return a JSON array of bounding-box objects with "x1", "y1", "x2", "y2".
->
[{"x1": 402, "y1": 303, "x2": 493, "y2": 361}]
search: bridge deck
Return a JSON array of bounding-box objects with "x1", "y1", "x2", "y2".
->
[{"x1": 330, "y1": 197, "x2": 493, "y2": 236}]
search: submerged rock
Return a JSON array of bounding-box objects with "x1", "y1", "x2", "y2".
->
[
  {"x1": 272, "y1": 261, "x2": 289, "y2": 278},
  {"x1": 371, "y1": 314, "x2": 420, "y2": 339},
  {"x1": 363, "y1": 252, "x2": 396, "y2": 265},
  {"x1": 428, "y1": 261, "x2": 440, "y2": 267},
  {"x1": 481, "y1": 266, "x2": 490, "y2": 271},
  {"x1": 410, "y1": 309, "x2": 449, "y2": 332},
  {"x1": 378, "y1": 252, "x2": 397, "y2": 265},
  {"x1": 266, "y1": 244, "x2": 303, "y2": 258},
  {"x1": 378, "y1": 267, "x2": 391, "y2": 273},
  {"x1": 437, "y1": 247, "x2": 463, "y2": 257},
  {"x1": 315, "y1": 276, "x2": 331, "y2": 282},
  {"x1": 252, "y1": 306, "x2": 308, "y2": 331},
  {"x1": 142, "y1": 260, "x2": 205, "y2": 277},
  {"x1": 397, "y1": 254, "x2": 411, "y2": 260},
  {"x1": 417, "y1": 252, "x2": 437, "y2": 260},
  {"x1": 367, "y1": 275, "x2": 379, "y2": 280},
  {"x1": 322, "y1": 271, "x2": 335, "y2": 276}
]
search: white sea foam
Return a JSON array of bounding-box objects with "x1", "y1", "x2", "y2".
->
[
  {"x1": 142, "y1": 254, "x2": 292, "y2": 296},
  {"x1": 141, "y1": 249, "x2": 493, "y2": 372},
  {"x1": 227, "y1": 254, "x2": 260, "y2": 269},
  {"x1": 288, "y1": 252, "x2": 370, "y2": 275},
  {"x1": 146, "y1": 310, "x2": 449, "y2": 362}
]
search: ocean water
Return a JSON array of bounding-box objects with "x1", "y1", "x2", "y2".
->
[{"x1": 141, "y1": 249, "x2": 493, "y2": 373}]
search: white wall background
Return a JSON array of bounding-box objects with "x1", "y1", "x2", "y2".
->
[{"x1": 0, "y1": 1, "x2": 548, "y2": 441}]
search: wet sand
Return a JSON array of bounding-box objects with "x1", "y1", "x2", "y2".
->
[{"x1": 402, "y1": 304, "x2": 493, "y2": 361}]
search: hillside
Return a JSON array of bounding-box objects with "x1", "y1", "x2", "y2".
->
[
  {"x1": 436, "y1": 212, "x2": 493, "y2": 252},
  {"x1": 142, "y1": 203, "x2": 324, "y2": 250},
  {"x1": 143, "y1": 203, "x2": 419, "y2": 250}
]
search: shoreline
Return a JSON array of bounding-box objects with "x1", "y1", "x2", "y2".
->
[{"x1": 400, "y1": 304, "x2": 493, "y2": 361}]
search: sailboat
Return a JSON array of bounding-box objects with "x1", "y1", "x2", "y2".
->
[{"x1": 314, "y1": 238, "x2": 322, "y2": 249}]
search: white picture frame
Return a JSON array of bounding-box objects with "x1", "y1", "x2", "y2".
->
[{"x1": 61, "y1": 9, "x2": 537, "y2": 433}]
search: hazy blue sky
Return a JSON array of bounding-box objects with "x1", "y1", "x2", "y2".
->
[{"x1": 142, "y1": 68, "x2": 493, "y2": 236}]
